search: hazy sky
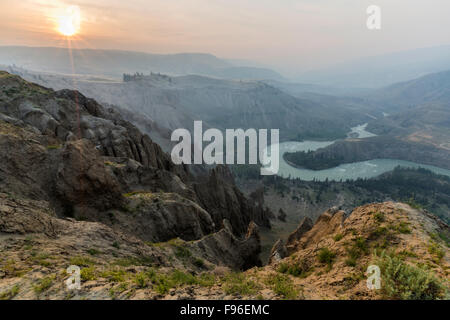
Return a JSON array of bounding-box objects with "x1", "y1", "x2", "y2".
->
[{"x1": 1, "y1": 0, "x2": 449, "y2": 74}]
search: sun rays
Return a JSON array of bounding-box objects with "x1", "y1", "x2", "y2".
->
[{"x1": 56, "y1": 5, "x2": 81, "y2": 37}]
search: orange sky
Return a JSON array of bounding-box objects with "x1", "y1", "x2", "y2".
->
[{"x1": 1, "y1": 0, "x2": 450, "y2": 74}]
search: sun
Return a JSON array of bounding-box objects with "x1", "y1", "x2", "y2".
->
[{"x1": 57, "y1": 5, "x2": 81, "y2": 37}]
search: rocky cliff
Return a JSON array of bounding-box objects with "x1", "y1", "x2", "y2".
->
[
  {"x1": 0, "y1": 71, "x2": 271, "y2": 275},
  {"x1": 263, "y1": 202, "x2": 449, "y2": 299}
]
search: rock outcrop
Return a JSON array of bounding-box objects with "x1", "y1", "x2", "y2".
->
[
  {"x1": 56, "y1": 139, "x2": 125, "y2": 214},
  {"x1": 191, "y1": 220, "x2": 262, "y2": 270},
  {"x1": 268, "y1": 239, "x2": 287, "y2": 265},
  {"x1": 260, "y1": 202, "x2": 449, "y2": 299},
  {"x1": 277, "y1": 208, "x2": 287, "y2": 222},
  {"x1": 285, "y1": 216, "x2": 313, "y2": 254},
  {"x1": 0, "y1": 71, "x2": 268, "y2": 271},
  {"x1": 193, "y1": 165, "x2": 271, "y2": 236}
]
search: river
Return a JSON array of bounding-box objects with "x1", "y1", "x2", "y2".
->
[{"x1": 264, "y1": 124, "x2": 450, "y2": 181}]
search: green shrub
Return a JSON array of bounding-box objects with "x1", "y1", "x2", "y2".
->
[
  {"x1": 46, "y1": 145, "x2": 61, "y2": 150},
  {"x1": 395, "y1": 222, "x2": 412, "y2": 234},
  {"x1": 398, "y1": 250, "x2": 418, "y2": 259},
  {"x1": 0, "y1": 285, "x2": 19, "y2": 300},
  {"x1": 429, "y1": 232, "x2": 450, "y2": 247},
  {"x1": 142, "y1": 268, "x2": 215, "y2": 295},
  {"x1": 193, "y1": 258, "x2": 206, "y2": 269},
  {"x1": 101, "y1": 269, "x2": 126, "y2": 282},
  {"x1": 345, "y1": 257, "x2": 357, "y2": 267},
  {"x1": 370, "y1": 226, "x2": 388, "y2": 239},
  {"x1": 170, "y1": 270, "x2": 197, "y2": 286},
  {"x1": 265, "y1": 274, "x2": 298, "y2": 299},
  {"x1": 333, "y1": 234, "x2": 344, "y2": 242},
  {"x1": 374, "y1": 251, "x2": 446, "y2": 300},
  {"x1": 373, "y1": 212, "x2": 385, "y2": 222},
  {"x1": 317, "y1": 247, "x2": 336, "y2": 268},
  {"x1": 223, "y1": 272, "x2": 259, "y2": 296},
  {"x1": 113, "y1": 256, "x2": 154, "y2": 267},
  {"x1": 428, "y1": 243, "x2": 445, "y2": 263},
  {"x1": 277, "y1": 263, "x2": 289, "y2": 274},
  {"x1": 345, "y1": 237, "x2": 369, "y2": 267},
  {"x1": 109, "y1": 283, "x2": 128, "y2": 299},
  {"x1": 278, "y1": 261, "x2": 311, "y2": 278},
  {"x1": 174, "y1": 246, "x2": 192, "y2": 259},
  {"x1": 70, "y1": 256, "x2": 94, "y2": 267},
  {"x1": 134, "y1": 272, "x2": 148, "y2": 288},
  {"x1": 80, "y1": 266, "x2": 97, "y2": 281},
  {"x1": 145, "y1": 269, "x2": 172, "y2": 295},
  {"x1": 354, "y1": 237, "x2": 369, "y2": 254},
  {"x1": 87, "y1": 248, "x2": 101, "y2": 256},
  {"x1": 197, "y1": 273, "x2": 216, "y2": 287},
  {"x1": 33, "y1": 252, "x2": 52, "y2": 267},
  {"x1": 33, "y1": 276, "x2": 54, "y2": 294}
]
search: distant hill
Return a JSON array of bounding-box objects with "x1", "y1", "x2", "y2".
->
[
  {"x1": 297, "y1": 45, "x2": 450, "y2": 88},
  {"x1": 263, "y1": 80, "x2": 371, "y2": 97},
  {"x1": 368, "y1": 70, "x2": 450, "y2": 110},
  {"x1": 362, "y1": 70, "x2": 450, "y2": 151},
  {"x1": 0, "y1": 46, "x2": 285, "y2": 81}
]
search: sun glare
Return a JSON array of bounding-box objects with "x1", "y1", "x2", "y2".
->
[{"x1": 57, "y1": 5, "x2": 81, "y2": 37}]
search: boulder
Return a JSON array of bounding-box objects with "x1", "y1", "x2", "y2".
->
[{"x1": 268, "y1": 239, "x2": 287, "y2": 264}]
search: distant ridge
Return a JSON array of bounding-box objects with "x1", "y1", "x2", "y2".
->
[
  {"x1": 296, "y1": 45, "x2": 450, "y2": 88},
  {"x1": 0, "y1": 45, "x2": 285, "y2": 81}
]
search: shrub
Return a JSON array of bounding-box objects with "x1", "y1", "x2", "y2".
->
[
  {"x1": 174, "y1": 246, "x2": 192, "y2": 259},
  {"x1": 112, "y1": 255, "x2": 154, "y2": 268},
  {"x1": 333, "y1": 234, "x2": 344, "y2": 242},
  {"x1": 87, "y1": 248, "x2": 101, "y2": 256},
  {"x1": 374, "y1": 251, "x2": 446, "y2": 300},
  {"x1": 373, "y1": 212, "x2": 385, "y2": 223},
  {"x1": 277, "y1": 263, "x2": 289, "y2": 274},
  {"x1": 317, "y1": 247, "x2": 336, "y2": 268},
  {"x1": 142, "y1": 268, "x2": 215, "y2": 295},
  {"x1": 33, "y1": 253, "x2": 52, "y2": 267},
  {"x1": 33, "y1": 276, "x2": 55, "y2": 294},
  {"x1": 278, "y1": 261, "x2": 311, "y2": 278},
  {"x1": 370, "y1": 226, "x2": 388, "y2": 239},
  {"x1": 345, "y1": 257, "x2": 357, "y2": 267},
  {"x1": 395, "y1": 222, "x2": 412, "y2": 234},
  {"x1": 428, "y1": 243, "x2": 445, "y2": 263},
  {"x1": 170, "y1": 270, "x2": 197, "y2": 286},
  {"x1": 265, "y1": 274, "x2": 298, "y2": 299},
  {"x1": 398, "y1": 250, "x2": 418, "y2": 259},
  {"x1": 193, "y1": 258, "x2": 206, "y2": 269},
  {"x1": 223, "y1": 272, "x2": 259, "y2": 296},
  {"x1": 345, "y1": 237, "x2": 369, "y2": 267},
  {"x1": 197, "y1": 273, "x2": 216, "y2": 287},
  {"x1": 109, "y1": 283, "x2": 128, "y2": 299},
  {"x1": 70, "y1": 256, "x2": 94, "y2": 267},
  {"x1": 145, "y1": 269, "x2": 172, "y2": 295},
  {"x1": 354, "y1": 237, "x2": 369, "y2": 254},
  {"x1": 134, "y1": 272, "x2": 148, "y2": 288},
  {"x1": 80, "y1": 266, "x2": 97, "y2": 281},
  {"x1": 101, "y1": 269, "x2": 126, "y2": 282},
  {"x1": 0, "y1": 285, "x2": 20, "y2": 300},
  {"x1": 46, "y1": 145, "x2": 61, "y2": 150}
]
